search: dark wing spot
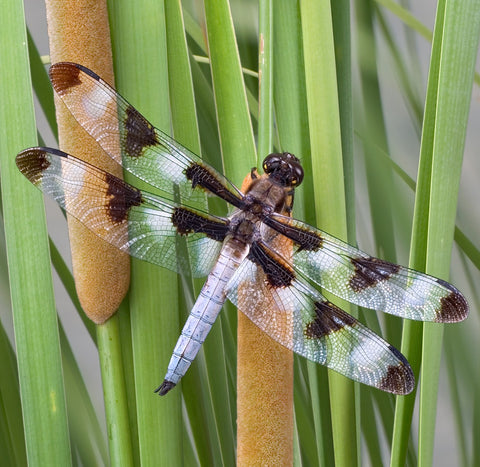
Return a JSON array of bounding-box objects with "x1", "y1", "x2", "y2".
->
[
  {"x1": 378, "y1": 346, "x2": 414, "y2": 395},
  {"x1": 49, "y1": 62, "x2": 82, "y2": 95},
  {"x1": 304, "y1": 301, "x2": 356, "y2": 339},
  {"x1": 262, "y1": 216, "x2": 323, "y2": 251},
  {"x1": 435, "y1": 279, "x2": 469, "y2": 323},
  {"x1": 248, "y1": 241, "x2": 295, "y2": 288},
  {"x1": 124, "y1": 105, "x2": 159, "y2": 158},
  {"x1": 349, "y1": 256, "x2": 400, "y2": 292},
  {"x1": 185, "y1": 163, "x2": 243, "y2": 208},
  {"x1": 105, "y1": 173, "x2": 143, "y2": 223},
  {"x1": 16, "y1": 148, "x2": 51, "y2": 183},
  {"x1": 171, "y1": 207, "x2": 229, "y2": 241},
  {"x1": 154, "y1": 380, "x2": 176, "y2": 396}
]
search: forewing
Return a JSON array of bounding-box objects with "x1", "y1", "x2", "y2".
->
[
  {"x1": 264, "y1": 213, "x2": 468, "y2": 323},
  {"x1": 48, "y1": 62, "x2": 244, "y2": 208},
  {"x1": 16, "y1": 148, "x2": 228, "y2": 277},
  {"x1": 226, "y1": 249, "x2": 414, "y2": 395}
]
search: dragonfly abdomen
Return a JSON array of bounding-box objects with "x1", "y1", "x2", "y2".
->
[{"x1": 156, "y1": 240, "x2": 249, "y2": 395}]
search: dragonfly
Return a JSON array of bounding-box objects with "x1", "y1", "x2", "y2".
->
[{"x1": 16, "y1": 63, "x2": 468, "y2": 396}]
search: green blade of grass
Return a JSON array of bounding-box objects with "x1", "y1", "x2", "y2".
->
[
  {"x1": 364, "y1": 137, "x2": 480, "y2": 275},
  {"x1": 59, "y1": 324, "x2": 108, "y2": 466},
  {"x1": 292, "y1": 361, "x2": 324, "y2": 465},
  {"x1": 391, "y1": 1, "x2": 447, "y2": 463},
  {"x1": 0, "y1": 0, "x2": 71, "y2": 464},
  {"x1": 331, "y1": 0, "x2": 355, "y2": 241},
  {"x1": 355, "y1": 0, "x2": 398, "y2": 264},
  {"x1": 375, "y1": 0, "x2": 432, "y2": 41},
  {"x1": 166, "y1": 2, "x2": 235, "y2": 464},
  {"x1": 272, "y1": 0, "x2": 311, "y2": 222},
  {"x1": 257, "y1": 0, "x2": 273, "y2": 160},
  {"x1": 375, "y1": 7, "x2": 423, "y2": 132},
  {"x1": 360, "y1": 392, "x2": 383, "y2": 465},
  {"x1": 0, "y1": 318, "x2": 26, "y2": 466},
  {"x1": 108, "y1": 1, "x2": 182, "y2": 464},
  {"x1": 26, "y1": 29, "x2": 57, "y2": 139},
  {"x1": 49, "y1": 240, "x2": 96, "y2": 343},
  {"x1": 190, "y1": 55, "x2": 222, "y2": 170},
  {"x1": 299, "y1": 1, "x2": 357, "y2": 466},
  {"x1": 376, "y1": 0, "x2": 480, "y2": 87},
  {"x1": 444, "y1": 330, "x2": 469, "y2": 467},
  {"x1": 418, "y1": 1, "x2": 480, "y2": 465},
  {"x1": 204, "y1": 0, "x2": 256, "y2": 180},
  {"x1": 97, "y1": 312, "x2": 134, "y2": 466},
  {"x1": 391, "y1": 1, "x2": 480, "y2": 464},
  {"x1": 355, "y1": 2, "x2": 406, "y2": 462}
]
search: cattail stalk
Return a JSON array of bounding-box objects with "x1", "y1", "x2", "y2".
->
[
  {"x1": 45, "y1": 0, "x2": 129, "y2": 323},
  {"x1": 237, "y1": 174, "x2": 294, "y2": 466}
]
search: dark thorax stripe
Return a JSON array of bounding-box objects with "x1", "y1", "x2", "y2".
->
[
  {"x1": 248, "y1": 241, "x2": 295, "y2": 288},
  {"x1": 171, "y1": 207, "x2": 229, "y2": 241}
]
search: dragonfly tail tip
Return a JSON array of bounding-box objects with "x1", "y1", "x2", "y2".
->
[{"x1": 154, "y1": 380, "x2": 176, "y2": 396}]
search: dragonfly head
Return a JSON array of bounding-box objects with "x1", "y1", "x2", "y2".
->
[{"x1": 263, "y1": 152, "x2": 304, "y2": 188}]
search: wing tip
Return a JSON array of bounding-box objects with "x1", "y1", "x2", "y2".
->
[
  {"x1": 49, "y1": 61, "x2": 103, "y2": 96},
  {"x1": 154, "y1": 380, "x2": 176, "y2": 396},
  {"x1": 378, "y1": 345, "x2": 415, "y2": 395},
  {"x1": 16, "y1": 147, "x2": 53, "y2": 183},
  {"x1": 49, "y1": 62, "x2": 83, "y2": 95},
  {"x1": 435, "y1": 280, "x2": 469, "y2": 323}
]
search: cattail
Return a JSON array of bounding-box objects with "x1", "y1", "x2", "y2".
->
[
  {"x1": 237, "y1": 172, "x2": 294, "y2": 465},
  {"x1": 45, "y1": 0, "x2": 129, "y2": 323}
]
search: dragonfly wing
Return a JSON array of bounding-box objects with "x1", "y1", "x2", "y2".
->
[
  {"x1": 226, "y1": 241, "x2": 414, "y2": 395},
  {"x1": 49, "y1": 62, "x2": 244, "y2": 208},
  {"x1": 263, "y1": 213, "x2": 468, "y2": 323},
  {"x1": 16, "y1": 147, "x2": 228, "y2": 277}
]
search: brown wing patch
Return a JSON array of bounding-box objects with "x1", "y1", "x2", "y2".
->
[
  {"x1": 435, "y1": 279, "x2": 469, "y2": 323},
  {"x1": 349, "y1": 256, "x2": 400, "y2": 292},
  {"x1": 171, "y1": 206, "x2": 229, "y2": 241},
  {"x1": 248, "y1": 241, "x2": 295, "y2": 288},
  {"x1": 304, "y1": 301, "x2": 356, "y2": 339},
  {"x1": 16, "y1": 148, "x2": 51, "y2": 184},
  {"x1": 124, "y1": 105, "x2": 159, "y2": 158},
  {"x1": 49, "y1": 62, "x2": 82, "y2": 95},
  {"x1": 263, "y1": 216, "x2": 323, "y2": 251},
  {"x1": 104, "y1": 173, "x2": 143, "y2": 223},
  {"x1": 378, "y1": 345, "x2": 414, "y2": 395},
  {"x1": 185, "y1": 162, "x2": 243, "y2": 207}
]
